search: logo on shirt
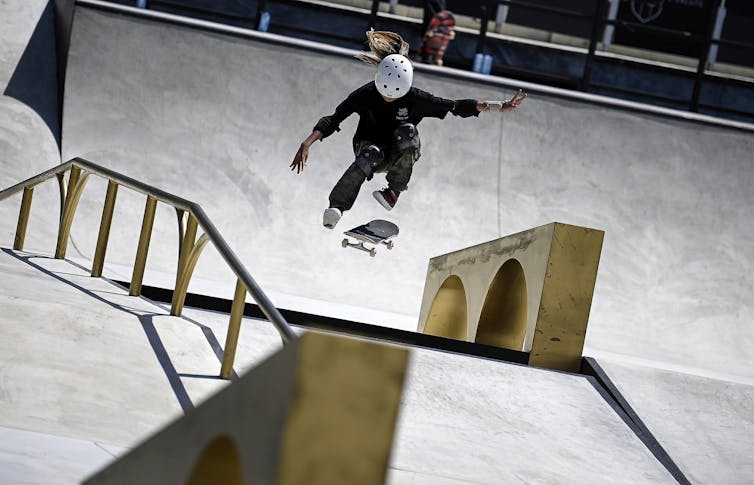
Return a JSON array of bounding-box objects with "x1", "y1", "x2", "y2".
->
[{"x1": 396, "y1": 107, "x2": 409, "y2": 121}]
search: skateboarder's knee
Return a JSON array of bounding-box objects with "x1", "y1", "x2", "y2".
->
[{"x1": 354, "y1": 144, "x2": 383, "y2": 180}]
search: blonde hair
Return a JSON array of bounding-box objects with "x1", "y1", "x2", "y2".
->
[{"x1": 354, "y1": 29, "x2": 410, "y2": 66}]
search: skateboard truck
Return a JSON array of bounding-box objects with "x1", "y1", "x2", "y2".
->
[{"x1": 341, "y1": 237, "x2": 394, "y2": 257}]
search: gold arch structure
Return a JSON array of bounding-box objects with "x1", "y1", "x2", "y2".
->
[
  {"x1": 424, "y1": 275, "x2": 468, "y2": 340},
  {"x1": 83, "y1": 333, "x2": 409, "y2": 485},
  {"x1": 418, "y1": 222, "x2": 604, "y2": 372},
  {"x1": 187, "y1": 435, "x2": 243, "y2": 485},
  {"x1": 475, "y1": 259, "x2": 528, "y2": 350}
]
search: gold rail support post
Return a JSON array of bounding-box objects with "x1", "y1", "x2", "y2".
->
[
  {"x1": 130, "y1": 195, "x2": 158, "y2": 296},
  {"x1": 13, "y1": 187, "x2": 34, "y2": 251},
  {"x1": 55, "y1": 166, "x2": 90, "y2": 259},
  {"x1": 56, "y1": 172, "x2": 66, "y2": 226},
  {"x1": 220, "y1": 279, "x2": 247, "y2": 379},
  {"x1": 175, "y1": 209, "x2": 186, "y2": 259},
  {"x1": 91, "y1": 181, "x2": 119, "y2": 277},
  {"x1": 171, "y1": 213, "x2": 210, "y2": 316}
]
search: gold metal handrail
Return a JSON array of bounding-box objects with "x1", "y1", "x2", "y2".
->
[{"x1": 0, "y1": 157, "x2": 296, "y2": 379}]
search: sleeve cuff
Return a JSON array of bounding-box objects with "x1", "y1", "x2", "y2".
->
[
  {"x1": 313, "y1": 116, "x2": 340, "y2": 139},
  {"x1": 452, "y1": 99, "x2": 480, "y2": 118}
]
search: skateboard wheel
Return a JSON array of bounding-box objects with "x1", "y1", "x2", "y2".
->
[
  {"x1": 342, "y1": 238, "x2": 349, "y2": 248},
  {"x1": 386, "y1": 241, "x2": 394, "y2": 250},
  {"x1": 369, "y1": 248, "x2": 376, "y2": 257}
]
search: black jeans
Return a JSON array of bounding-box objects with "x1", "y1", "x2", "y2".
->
[{"x1": 328, "y1": 138, "x2": 420, "y2": 211}]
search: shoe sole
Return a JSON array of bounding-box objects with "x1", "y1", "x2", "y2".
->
[{"x1": 323, "y1": 208, "x2": 341, "y2": 229}]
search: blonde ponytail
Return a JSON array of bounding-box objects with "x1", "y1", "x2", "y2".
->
[{"x1": 354, "y1": 28, "x2": 410, "y2": 66}]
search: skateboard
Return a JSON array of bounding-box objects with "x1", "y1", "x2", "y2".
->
[
  {"x1": 418, "y1": 10, "x2": 456, "y2": 66},
  {"x1": 342, "y1": 219, "x2": 399, "y2": 257}
]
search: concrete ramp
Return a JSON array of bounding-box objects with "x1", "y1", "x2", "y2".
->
[
  {"x1": 388, "y1": 349, "x2": 675, "y2": 484},
  {"x1": 0, "y1": 0, "x2": 62, "y2": 263},
  {"x1": 0, "y1": 0, "x2": 60, "y2": 169},
  {"x1": 594, "y1": 359, "x2": 754, "y2": 485},
  {"x1": 42, "y1": 3, "x2": 754, "y2": 384},
  {"x1": 0, "y1": 247, "x2": 676, "y2": 484},
  {"x1": 84, "y1": 338, "x2": 679, "y2": 485},
  {"x1": 1, "y1": 1, "x2": 753, "y2": 483},
  {"x1": 0, "y1": 246, "x2": 282, "y2": 483},
  {"x1": 2, "y1": 243, "x2": 752, "y2": 483},
  {"x1": 0, "y1": 248, "x2": 226, "y2": 447}
]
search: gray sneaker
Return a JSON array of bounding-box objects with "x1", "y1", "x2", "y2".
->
[{"x1": 323, "y1": 207, "x2": 342, "y2": 229}]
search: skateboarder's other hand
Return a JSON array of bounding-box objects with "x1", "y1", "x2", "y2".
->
[{"x1": 291, "y1": 143, "x2": 309, "y2": 174}]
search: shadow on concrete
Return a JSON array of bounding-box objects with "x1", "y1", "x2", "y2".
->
[
  {"x1": 3, "y1": 2, "x2": 61, "y2": 152},
  {"x1": 134, "y1": 293, "x2": 237, "y2": 381},
  {"x1": 62, "y1": 255, "x2": 235, "y2": 379},
  {"x1": 1, "y1": 248, "x2": 203, "y2": 411},
  {"x1": 178, "y1": 373, "x2": 226, "y2": 380},
  {"x1": 582, "y1": 357, "x2": 692, "y2": 485}
]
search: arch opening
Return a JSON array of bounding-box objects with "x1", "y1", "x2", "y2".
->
[
  {"x1": 424, "y1": 275, "x2": 468, "y2": 340},
  {"x1": 187, "y1": 435, "x2": 243, "y2": 485},
  {"x1": 475, "y1": 259, "x2": 528, "y2": 350}
]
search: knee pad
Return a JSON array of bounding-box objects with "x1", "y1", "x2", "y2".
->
[
  {"x1": 354, "y1": 145, "x2": 383, "y2": 180},
  {"x1": 392, "y1": 123, "x2": 421, "y2": 153}
]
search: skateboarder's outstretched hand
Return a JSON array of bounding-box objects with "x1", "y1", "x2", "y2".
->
[
  {"x1": 501, "y1": 89, "x2": 527, "y2": 112},
  {"x1": 291, "y1": 130, "x2": 323, "y2": 174},
  {"x1": 476, "y1": 89, "x2": 527, "y2": 113}
]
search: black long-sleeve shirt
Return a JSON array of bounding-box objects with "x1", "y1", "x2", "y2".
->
[{"x1": 314, "y1": 81, "x2": 479, "y2": 147}]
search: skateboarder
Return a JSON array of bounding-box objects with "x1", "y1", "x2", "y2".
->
[{"x1": 290, "y1": 30, "x2": 527, "y2": 229}]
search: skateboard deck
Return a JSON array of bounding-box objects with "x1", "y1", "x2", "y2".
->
[
  {"x1": 342, "y1": 219, "x2": 399, "y2": 257},
  {"x1": 418, "y1": 10, "x2": 456, "y2": 66}
]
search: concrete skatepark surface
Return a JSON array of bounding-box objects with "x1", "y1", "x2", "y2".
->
[
  {"x1": 49, "y1": 4, "x2": 754, "y2": 381},
  {"x1": 0, "y1": 251, "x2": 681, "y2": 484},
  {"x1": 596, "y1": 359, "x2": 754, "y2": 485},
  {"x1": 0, "y1": 0, "x2": 60, "y2": 175},
  {"x1": 1, "y1": 1, "x2": 753, "y2": 483}
]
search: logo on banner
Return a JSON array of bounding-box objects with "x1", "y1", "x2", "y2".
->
[{"x1": 630, "y1": 0, "x2": 665, "y2": 23}]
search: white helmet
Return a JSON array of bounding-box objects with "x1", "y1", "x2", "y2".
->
[{"x1": 375, "y1": 54, "x2": 413, "y2": 99}]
